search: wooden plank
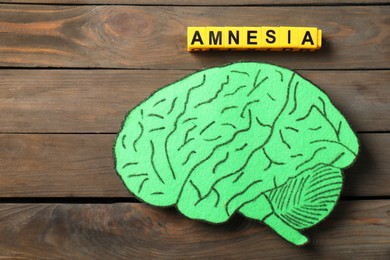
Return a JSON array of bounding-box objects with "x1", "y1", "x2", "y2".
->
[
  {"x1": 0, "y1": 134, "x2": 127, "y2": 197},
  {"x1": 0, "y1": 133, "x2": 387, "y2": 197},
  {"x1": 0, "y1": 70, "x2": 388, "y2": 133},
  {"x1": 343, "y1": 134, "x2": 390, "y2": 197},
  {"x1": 0, "y1": 0, "x2": 388, "y2": 5},
  {"x1": 0, "y1": 5, "x2": 388, "y2": 69},
  {"x1": 0, "y1": 201, "x2": 388, "y2": 258}
]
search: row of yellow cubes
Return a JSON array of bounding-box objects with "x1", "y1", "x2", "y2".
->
[{"x1": 187, "y1": 26, "x2": 322, "y2": 51}]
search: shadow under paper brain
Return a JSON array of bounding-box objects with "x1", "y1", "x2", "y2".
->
[{"x1": 113, "y1": 62, "x2": 359, "y2": 246}]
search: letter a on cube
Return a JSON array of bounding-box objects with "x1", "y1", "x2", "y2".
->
[
  {"x1": 188, "y1": 27, "x2": 208, "y2": 51},
  {"x1": 299, "y1": 27, "x2": 318, "y2": 50}
]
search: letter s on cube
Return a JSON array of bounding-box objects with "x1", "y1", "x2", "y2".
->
[{"x1": 261, "y1": 27, "x2": 281, "y2": 50}]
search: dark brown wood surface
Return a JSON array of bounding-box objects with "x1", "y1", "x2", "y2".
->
[
  {"x1": 1, "y1": 0, "x2": 389, "y2": 4},
  {"x1": 0, "y1": 201, "x2": 388, "y2": 258},
  {"x1": 0, "y1": 0, "x2": 388, "y2": 3},
  {"x1": 0, "y1": 70, "x2": 388, "y2": 133},
  {"x1": 0, "y1": 5, "x2": 388, "y2": 69},
  {"x1": 0, "y1": 0, "x2": 388, "y2": 258},
  {"x1": 0, "y1": 133, "x2": 387, "y2": 197}
]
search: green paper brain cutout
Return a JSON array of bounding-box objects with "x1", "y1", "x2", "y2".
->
[{"x1": 114, "y1": 62, "x2": 358, "y2": 245}]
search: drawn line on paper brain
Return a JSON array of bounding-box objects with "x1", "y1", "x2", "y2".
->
[{"x1": 114, "y1": 62, "x2": 359, "y2": 246}]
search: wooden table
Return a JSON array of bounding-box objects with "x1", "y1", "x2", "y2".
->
[{"x1": 0, "y1": 0, "x2": 388, "y2": 258}]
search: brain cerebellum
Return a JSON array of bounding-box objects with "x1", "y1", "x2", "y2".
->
[{"x1": 114, "y1": 62, "x2": 358, "y2": 244}]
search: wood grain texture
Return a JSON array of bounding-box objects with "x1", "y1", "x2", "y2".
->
[
  {"x1": 0, "y1": 134, "x2": 127, "y2": 197},
  {"x1": 0, "y1": 133, "x2": 387, "y2": 197},
  {"x1": 0, "y1": 201, "x2": 388, "y2": 258},
  {"x1": 0, "y1": 70, "x2": 388, "y2": 133},
  {"x1": 1, "y1": 0, "x2": 388, "y2": 4},
  {"x1": 0, "y1": 0, "x2": 388, "y2": 257},
  {"x1": 0, "y1": 5, "x2": 388, "y2": 69}
]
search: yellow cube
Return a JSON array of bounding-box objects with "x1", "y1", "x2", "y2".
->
[
  {"x1": 280, "y1": 26, "x2": 299, "y2": 51},
  {"x1": 206, "y1": 27, "x2": 226, "y2": 50},
  {"x1": 298, "y1": 27, "x2": 318, "y2": 50},
  {"x1": 187, "y1": 27, "x2": 208, "y2": 51},
  {"x1": 241, "y1": 27, "x2": 262, "y2": 50},
  {"x1": 261, "y1": 27, "x2": 281, "y2": 50},
  {"x1": 316, "y1": 29, "x2": 322, "y2": 50},
  {"x1": 224, "y1": 27, "x2": 242, "y2": 50}
]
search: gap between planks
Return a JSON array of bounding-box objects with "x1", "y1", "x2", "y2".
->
[
  {"x1": 0, "y1": 1, "x2": 389, "y2": 6},
  {"x1": 0, "y1": 67, "x2": 390, "y2": 71},
  {"x1": 0, "y1": 196, "x2": 389, "y2": 204}
]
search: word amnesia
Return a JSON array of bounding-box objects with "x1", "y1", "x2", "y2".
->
[{"x1": 187, "y1": 26, "x2": 322, "y2": 51}]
